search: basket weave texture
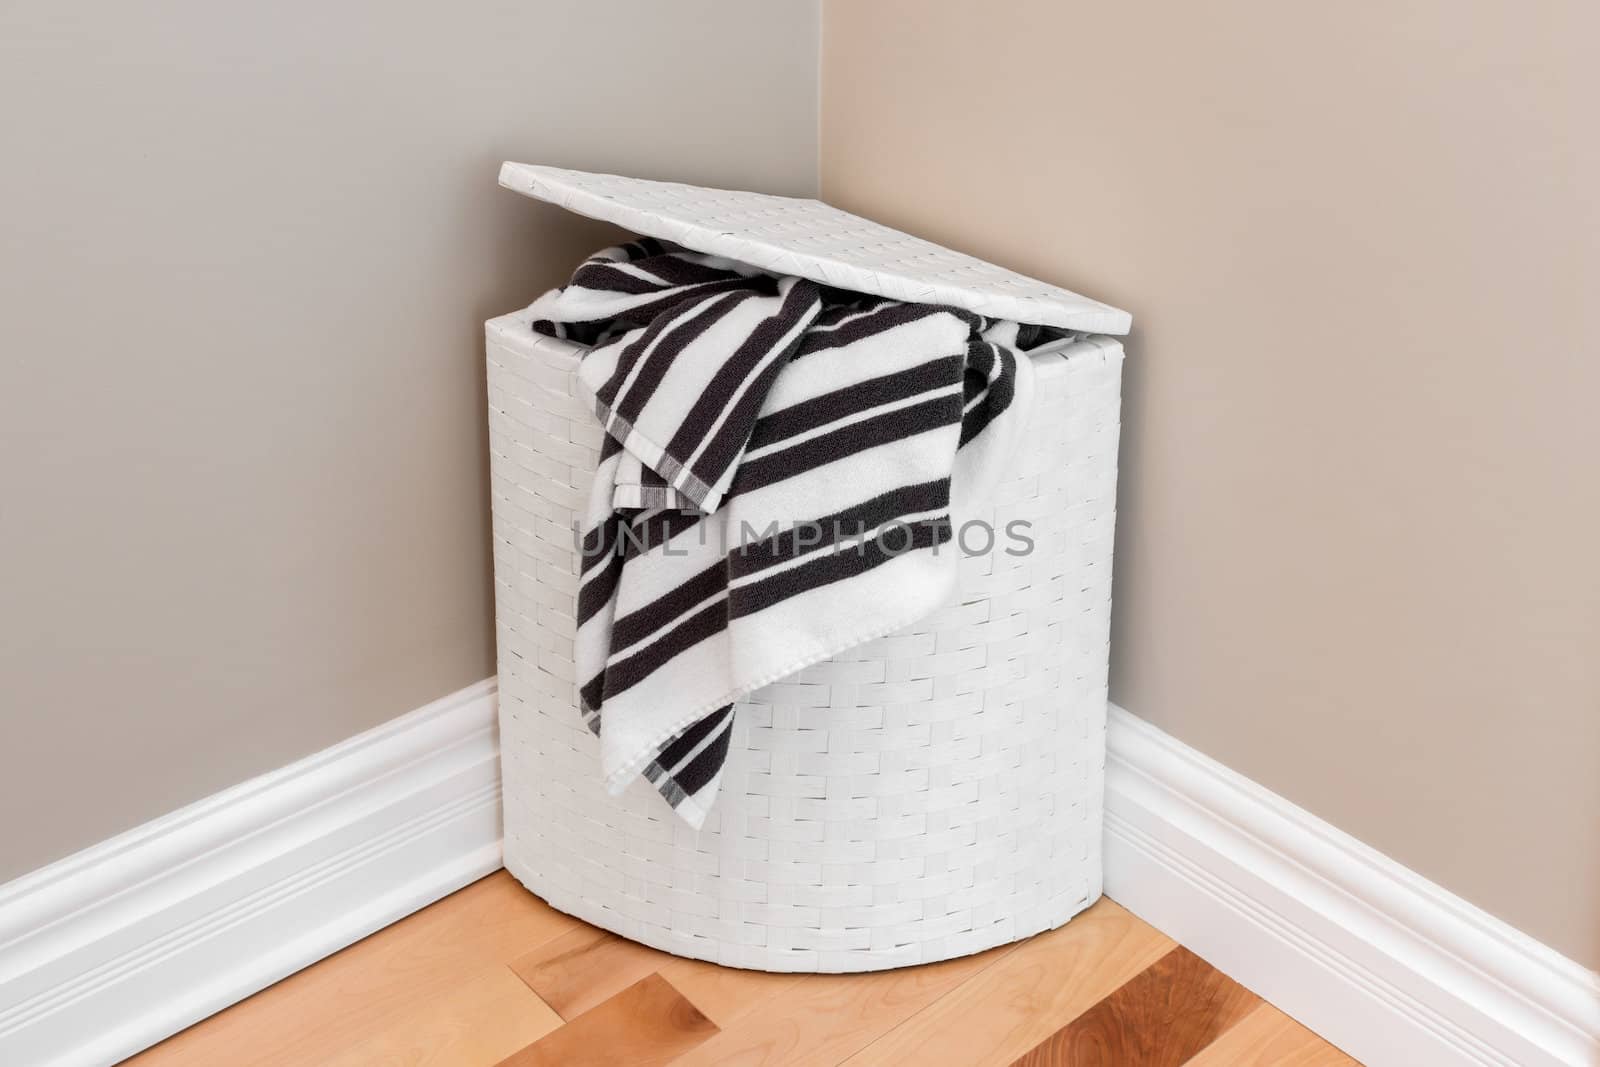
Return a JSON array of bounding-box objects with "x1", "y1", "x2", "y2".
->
[{"x1": 489, "y1": 306, "x2": 1124, "y2": 973}]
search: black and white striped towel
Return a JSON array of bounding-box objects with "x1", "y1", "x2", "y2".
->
[{"x1": 530, "y1": 238, "x2": 1058, "y2": 826}]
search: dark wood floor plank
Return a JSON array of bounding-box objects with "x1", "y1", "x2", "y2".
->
[
  {"x1": 1010, "y1": 945, "x2": 1260, "y2": 1067},
  {"x1": 494, "y1": 972, "x2": 717, "y2": 1067}
]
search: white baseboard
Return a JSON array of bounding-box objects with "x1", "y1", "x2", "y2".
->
[
  {"x1": 1104, "y1": 703, "x2": 1600, "y2": 1067},
  {"x1": 4, "y1": 684, "x2": 1593, "y2": 1067},
  {"x1": 0, "y1": 679, "x2": 503, "y2": 1067}
]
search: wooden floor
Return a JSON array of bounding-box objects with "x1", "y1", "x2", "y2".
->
[{"x1": 127, "y1": 872, "x2": 1360, "y2": 1066}]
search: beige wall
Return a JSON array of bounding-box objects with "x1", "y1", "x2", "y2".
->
[
  {"x1": 0, "y1": 0, "x2": 818, "y2": 880},
  {"x1": 4, "y1": 0, "x2": 1594, "y2": 973},
  {"x1": 822, "y1": 0, "x2": 1599, "y2": 968}
]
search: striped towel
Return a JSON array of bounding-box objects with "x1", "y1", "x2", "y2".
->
[{"x1": 529, "y1": 238, "x2": 1056, "y2": 826}]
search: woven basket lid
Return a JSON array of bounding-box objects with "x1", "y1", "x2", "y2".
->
[{"x1": 499, "y1": 162, "x2": 1131, "y2": 334}]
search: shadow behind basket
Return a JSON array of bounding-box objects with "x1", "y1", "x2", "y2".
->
[{"x1": 487, "y1": 307, "x2": 1124, "y2": 973}]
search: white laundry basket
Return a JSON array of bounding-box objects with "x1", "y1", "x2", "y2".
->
[{"x1": 488, "y1": 164, "x2": 1128, "y2": 973}]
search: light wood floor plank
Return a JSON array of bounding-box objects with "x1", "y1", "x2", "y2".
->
[
  {"x1": 845, "y1": 899, "x2": 1175, "y2": 1067},
  {"x1": 127, "y1": 873, "x2": 577, "y2": 1067},
  {"x1": 1185, "y1": 1002, "x2": 1364, "y2": 1066},
  {"x1": 657, "y1": 956, "x2": 804, "y2": 1029},
  {"x1": 505, "y1": 915, "x2": 807, "y2": 1030},
  {"x1": 1009, "y1": 945, "x2": 1259, "y2": 1066},
  {"x1": 668, "y1": 939, "x2": 1018, "y2": 1067},
  {"x1": 321, "y1": 966, "x2": 562, "y2": 1067},
  {"x1": 496, "y1": 973, "x2": 716, "y2": 1067},
  {"x1": 509, "y1": 922, "x2": 673, "y2": 1020}
]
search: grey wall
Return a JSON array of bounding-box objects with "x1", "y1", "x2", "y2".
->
[
  {"x1": 0, "y1": 0, "x2": 819, "y2": 880},
  {"x1": 823, "y1": 0, "x2": 1600, "y2": 968}
]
